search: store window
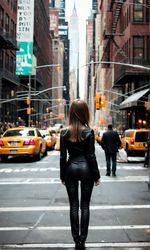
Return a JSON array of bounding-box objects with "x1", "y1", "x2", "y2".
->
[
  {"x1": 133, "y1": 36, "x2": 144, "y2": 63},
  {"x1": 133, "y1": 0, "x2": 144, "y2": 22}
]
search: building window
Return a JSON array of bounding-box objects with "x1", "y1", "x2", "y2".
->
[
  {"x1": 10, "y1": 19, "x2": 15, "y2": 37},
  {"x1": 0, "y1": 50, "x2": 4, "y2": 68},
  {"x1": 133, "y1": 0, "x2": 144, "y2": 22},
  {"x1": 13, "y1": 0, "x2": 17, "y2": 12},
  {"x1": 0, "y1": 6, "x2": 4, "y2": 28},
  {"x1": 146, "y1": 0, "x2": 150, "y2": 22},
  {"x1": 133, "y1": 36, "x2": 144, "y2": 64},
  {"x1": 5, "y1": 53, "x2": 9, "y2": 70},
  {"x1": 5, "y1": 13, "x2": 9, "y2": 32},
  {"x1": 148, "y1": 36, "x2": 150, "y2": 62},
  {"x1": 10, "y1": 56, "x2": 14, "y2": 73}
]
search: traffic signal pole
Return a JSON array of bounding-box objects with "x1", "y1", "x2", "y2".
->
[{"x1": 28, "y1": 74, "x2": 31, "y2": 127}]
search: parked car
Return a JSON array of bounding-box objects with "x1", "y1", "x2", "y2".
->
[
  {"x1": 39, "y1": 129, "x2": 56, "y2": 150},
  {"x1": 121, "y1": 128, "x2": 150, "y2": 156},
  {"x1": 0, "y1": 127, "x2": 47, "y2": 162}
]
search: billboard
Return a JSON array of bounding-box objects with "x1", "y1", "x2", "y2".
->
[{"x1": 16, "y1": 0, "x2": 35, "y2": 75}]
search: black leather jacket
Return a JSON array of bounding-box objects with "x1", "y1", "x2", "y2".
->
[{"x1": 60, "y1": 127, "x2": 100, "y2": 182}]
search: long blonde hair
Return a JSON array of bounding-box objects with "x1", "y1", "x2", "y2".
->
[{"x1": 68, "y1": 99, "x2": 90, "y2": 142}]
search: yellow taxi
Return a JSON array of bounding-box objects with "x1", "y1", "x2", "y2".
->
[
  {"x1": 0, "y1": 127, "x2": 47, "y2": 162},
  {"x1": 121, "y1": 128, "x2": 150, "y2": 156},
  {"x1": 39, "y1": 129, "x2": 56, "y2": 150},
  {"x1": 48, "y1": 127, "x2": 61, "y2": 151}
]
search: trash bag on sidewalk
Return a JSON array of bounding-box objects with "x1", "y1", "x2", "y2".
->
[{"x1": 117, "y1": 148, "x2": 128, "y2": 162}]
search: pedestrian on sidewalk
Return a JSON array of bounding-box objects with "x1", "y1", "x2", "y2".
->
[
  {"x1": 100, "y1": 124, "x2": 121, "y2": 176},
  {"x1": 144, "y1": 135, "x2": 150, "y2": 168},
  {"x1": 60, "y1": 99, "x2": 100, "y2": 249}
]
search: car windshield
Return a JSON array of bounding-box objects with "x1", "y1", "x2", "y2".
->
[
  {"x1": 135, "y1": 132, "x2": 148, "y2": 142},
  {"x1": 3, "y1": 129, "x2": 35, "y2": 137}
]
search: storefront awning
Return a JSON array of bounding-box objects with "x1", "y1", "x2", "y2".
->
[{"x1": 119, "y1": 88, "x2": 149, "y2": 109}]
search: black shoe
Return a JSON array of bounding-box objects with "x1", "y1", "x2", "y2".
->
[
  {"x1": 79, "y1": 241, "x2": 85, "y2": 249},
  {"x1": 75, "y1": 241, "x2": 80, "y2": 249},
  {"x1": 112, "y1": 172, "x2": 116, "y2": 177},
  {"x1": 106, "y1": 172, "x2": 110, "y2": 176}
]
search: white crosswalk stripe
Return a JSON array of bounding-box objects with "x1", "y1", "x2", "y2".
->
[
  {"x1": 0, "y1": 165, "x2": 146, "y2": 173},
  {"x1": 0, "y1": 176, "x2": 149, "y2": 185},
  {"x1": 1, "y1": 242, "x2": 150, "y2": 248}
]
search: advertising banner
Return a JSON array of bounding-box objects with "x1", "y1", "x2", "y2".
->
[{"x1": 16, "y1": 0, "x2": 35, "y2": 75}]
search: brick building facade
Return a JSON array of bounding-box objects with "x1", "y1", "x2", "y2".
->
[
  {"x1": 99, "y1": 0, "x2": 150, "y2": 129},
  {"x1": 0, "y1": 0, "x2": 53, "y2": 127}
]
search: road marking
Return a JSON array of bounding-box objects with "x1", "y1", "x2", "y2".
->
[
  {"x1": 0, "y1": 176, "x2": 149, "y2": 185},
  {"x1": 1, "y1": 242, "x2": 150, "y2": 248},
  {"x1": 0, "y1": 204, "x2": 150, "y2": 212},
  {"x1": 0, "y1": 165, "x2": 146, "y2": 173},
  {"x1": 0, "y1": 225, "x2": 149, "y2": 231}
]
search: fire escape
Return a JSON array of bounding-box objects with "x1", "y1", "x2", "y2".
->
[
  {"x1": 0, "y1": 27, "x2": 18, "y2": 50},
  {"x1": 102, "y1": 0, "x2": 126, "y2": 63}
]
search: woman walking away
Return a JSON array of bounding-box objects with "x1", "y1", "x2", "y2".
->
[{"x1": 60, "y1": 99, "x2": 100, "y2": 249}]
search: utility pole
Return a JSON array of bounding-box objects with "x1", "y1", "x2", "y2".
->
[{"x1": 28, "y1": 74, "x2": 31, "y2": 127}]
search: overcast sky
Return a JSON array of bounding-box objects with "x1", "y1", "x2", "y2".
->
[{"x1": 65, "y1": 0, "x2": 92, "y2": 98}]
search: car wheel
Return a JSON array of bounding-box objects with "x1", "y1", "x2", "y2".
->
[
  {"x1": 34, "y1": 149, "x2": 42, "y2": 161},
  {"x1": 1, "y1": 155, "x2": 8, "y2": 162},
  {"x1": 43, "y1": 147, "x2": 48, "y2": 156}
]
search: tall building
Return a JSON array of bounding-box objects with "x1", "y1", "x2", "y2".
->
[
  {"x1": 49, "y1": 7, "x2": 64, "y2": 125},
  {"x1": 0, "y1": 0, "x2": 52, "y2": 126},
  {"x1": 0, "y1": 0, "x2": 18, "y2": 123},
  {"x1": 51, "y1": 0, "x2": 70, "y2": 109},
  {"x1": 98, "y1": 0, "x2": 150, "y2": 129},
  {"x1": 69, "y1": 1, "x2": 79, "y2": 101},
  {"x1": 18, "y1": 0, "x2": 52, "y2": 127}
]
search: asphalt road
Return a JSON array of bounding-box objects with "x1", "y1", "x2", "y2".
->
[{"x1": 0, "y1": 143, "x2": 150, "y2": 250}]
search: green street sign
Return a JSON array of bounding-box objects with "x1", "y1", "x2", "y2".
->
[{"x1": 16, "y1": 41, "x2": 33, "y2": 75}]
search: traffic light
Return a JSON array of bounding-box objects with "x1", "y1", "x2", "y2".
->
[
  {"x1": 27, "y1": 108, "x2": 31, "y2": 115},
  {"x1": 26, "y1": 97, "x2": 30, "y2": 105},
  {"x1": 27, "y1": 107, "x2": 34, "y2": 114},
  {"x1": 100, "y1": 95, "x2": 106, "y2": 107},
  {"x1": 95, "y1": 92, "x2": 101, "y2": 110}
]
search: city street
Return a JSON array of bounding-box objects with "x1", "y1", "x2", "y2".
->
[{"x1": 0, "y1": 144, "x2": 150, "y2": 250}]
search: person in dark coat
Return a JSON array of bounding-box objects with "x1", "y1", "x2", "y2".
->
[
  {"x1": 101, "y1": 124, "x2": 121, "y2": 176},
  {"x1": 60, "y1": 99, "x2": 100, "y2": 249},
  {"x1": 144, "y1": 136, "x2": 150, "y2": 168}
]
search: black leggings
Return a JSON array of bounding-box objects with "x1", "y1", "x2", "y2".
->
[{"x1": 65, "y1": 157, "x2": 94, "y2": 242}]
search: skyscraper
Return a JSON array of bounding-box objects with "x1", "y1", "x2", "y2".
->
[
  {"x1": 50, "y1": 0, "x2": 70, "y2": 105},
  {"x1": 69, "y1": 0, "x2": 79, "y2": 100}
]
